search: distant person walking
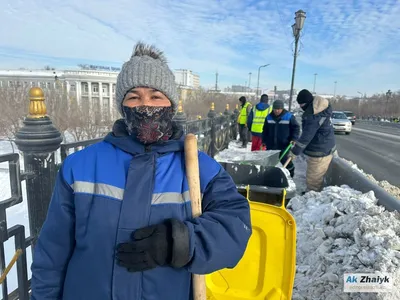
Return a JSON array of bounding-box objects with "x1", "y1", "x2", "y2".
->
[
  {"x1": 247, "y1": 94, "x2": 272, "y2": 151},
  {"x1": 289, "y1": 89, "x2": 336, "y2": 192},
  {"x1": 237, "y1": 96, "x2": 252, "y2": 148},
  {"x1": 262, "y1": 100, "x2": 300, "y2": 177}
]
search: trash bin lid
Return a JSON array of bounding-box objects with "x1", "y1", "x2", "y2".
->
[{"x1": 206, "y1": 199, "x2": 296, "y2": 300}]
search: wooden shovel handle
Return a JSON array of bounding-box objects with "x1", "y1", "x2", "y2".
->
[
  {"x1": 283, "y1": 157, "x2": 293, "y2": 168},
  {"x1": 184, "y1": 134, "x2": 206, "y2": 300}
]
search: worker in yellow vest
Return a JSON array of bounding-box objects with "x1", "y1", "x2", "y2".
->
[
  {"x1": 247, "y1": 94, "x2": 272, "y2": 151},
  {"x1": 237, "y1": 96, "x2": 252, "y2": 148}
]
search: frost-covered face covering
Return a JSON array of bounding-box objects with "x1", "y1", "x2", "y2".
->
[{"x1": 123, "y1": 105, "x2": 174, "y2": 145}]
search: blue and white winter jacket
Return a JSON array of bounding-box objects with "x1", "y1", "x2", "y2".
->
[
  {"x1": 292, "y1": 96, "x2": 336, "y2": 157},
  {"x1": 31, "y1": 121, "x2": 252, "y2": 300},
  {"x1": 261, "y1": 110, "x2": 300, "y2": 150}
]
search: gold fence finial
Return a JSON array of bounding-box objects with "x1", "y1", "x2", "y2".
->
[
  {"x1": 235, "y1": 104, "x2": 239, "y2": 109},
  {"x1": 210, "y1": 102, "x2": 215, "y2": 111},
  {"x1": 226, "y1": 104, "x2": 230, "y2": 110},
  {"x1": 29, "y1": 87, "x2": 47, "y2": 118},
  {"x1": 198, "y1": 115, "x2": 202, "y2": 120},
  {"x1": 178, "y1": 100, "x2": 183, "y2": 113}
]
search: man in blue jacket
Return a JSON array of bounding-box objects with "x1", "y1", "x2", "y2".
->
[
  {"x1": 247, "y1": 94, "x2": 272, "y2": 151},
  {"x1": 261, "y1": 100, "x2": 300, "y2": 177},
  {"x1": 30, "y1": 42, "x2": 252, "y2": 300},
  {"x1": 289, "y1": 89, "x2": 336, "y2": 192}
]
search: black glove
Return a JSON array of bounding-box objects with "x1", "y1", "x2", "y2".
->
[{"x1": 116, "y1": 218, "x2": 190, "y2": 272}]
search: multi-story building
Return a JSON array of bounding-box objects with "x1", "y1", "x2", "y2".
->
[
  {"x1": 174, "y1": 69, "x2": 200, "y2": 89},
  {"x1": 0, "y1": 68, "x2": 119, "y2": 119},
  {"x1": 0, "y1": 67, "x2": 201, "y2": 117}
]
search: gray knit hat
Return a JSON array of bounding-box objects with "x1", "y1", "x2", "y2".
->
[
  {"x1": 273, "y1": 100, "x2": 284, "y2": 109},
  {"x1": 116, "y1": 42, "x2": 178, "y2": 115}
]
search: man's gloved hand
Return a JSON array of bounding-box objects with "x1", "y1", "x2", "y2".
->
[
  {"x1": 288, "y1": 151, "x2": 297, "y2": 161},
  {"x1": 116, "y1": 218, "x2": 190, "y2": 272}
]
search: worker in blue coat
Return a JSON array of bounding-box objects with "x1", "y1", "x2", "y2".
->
[
  {"x1": 262, "y1": 100, "x2": 300, "y2": 177},
  {"x1": 289, "y1": 89, "x2": 336, "y2": 192},
  {"x1": 30, "y1": 42, "x2": 252, "y2": 300}
]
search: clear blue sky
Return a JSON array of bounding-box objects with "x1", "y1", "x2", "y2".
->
[{"x1": 1, "y1": 0, "x2": 399, "y2": 97}]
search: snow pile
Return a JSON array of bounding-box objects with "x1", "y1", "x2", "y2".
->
[
  {"x1": 214, "y1": 140, "x2": 252, "y2": 161},
  {"x1": 344, "y1": 159, "x2": 400, "y2": 200},
  {"x1": 288, "y1": 185, "x2": 400, "y2": 300}
]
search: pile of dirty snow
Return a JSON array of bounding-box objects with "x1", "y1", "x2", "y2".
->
[
  {"x1": 343, "y1": 159, "x2": 400, "y2": 200},
  {"x1": 288, "y1": 186, "x2": 400, "y2": 300}
]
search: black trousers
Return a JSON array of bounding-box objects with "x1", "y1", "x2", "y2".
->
[{"x1": 239, "y1": 124, "x2": 248, "y2": 146}]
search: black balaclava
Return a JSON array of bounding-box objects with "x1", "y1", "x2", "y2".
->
[
  {"x1": 239, "y1": 96, "x2": 246, "y2": 106},
  {"x1": 122, "y1": 105, "x2": 174, "y2": 145},
  {"x1": 260, "y1": 94, "x2": 269, "y2": 104},
  {"x1": 297, "y1": 89, "x2": 314, "y2": 111}
]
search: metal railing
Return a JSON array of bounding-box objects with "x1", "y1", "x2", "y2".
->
[{"x1": 0, "y1": 154, "x2": 30, "y2": 300}]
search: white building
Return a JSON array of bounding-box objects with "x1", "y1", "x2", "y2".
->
[
  {"x1": 0, "y1": 68, "x2": 119, "y2": 119},
  {"x1": 174, "y1": 69, "x2": 200, "y2": 89}
]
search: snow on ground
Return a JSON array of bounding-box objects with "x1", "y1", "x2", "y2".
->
[
  {"x1": 343, "y1": 158, "x2": 400, "y2": 200},
  {"x1": 288, "y1": 186, "x2": 400, "y2": 300}
]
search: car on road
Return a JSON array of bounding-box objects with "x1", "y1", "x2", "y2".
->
[
  {"x1": 344, "y1": 111, "x2": 356, "y2": 124},
  {"x1": 332, "y1": 111, "x2": 352, "y2": 135}
]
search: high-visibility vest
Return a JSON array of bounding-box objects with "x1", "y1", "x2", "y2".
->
[
  {"x1": 238, "y1": 102, "x2": 251, "y2": 124},
  {"x1": 251, "y1": 105, "x2": 272, "y2": 133}
]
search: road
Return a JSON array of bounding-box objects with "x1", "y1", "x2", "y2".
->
[{"x1": 335, "y1": 122, "x2": 400, "y2": 187}]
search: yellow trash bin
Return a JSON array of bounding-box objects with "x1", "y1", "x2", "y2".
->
[{"x1": 206, "y1": 188, "x2": 296, "y2": 300}]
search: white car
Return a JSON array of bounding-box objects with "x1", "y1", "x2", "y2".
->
[{"x1": 331, "y1": 111, "x2": 352, "y2": 135}]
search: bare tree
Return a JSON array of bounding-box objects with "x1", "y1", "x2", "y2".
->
[
  {"x1": 332, "y1": 91, "x2": 400, "y2": 119},
  {"x1": 0, "y1": 82, "x2": 114, "y2": 143},
  {"x1": 0, "y1": 84, "x2": 30, "y2": 140},
  {"x1": 183, "y1": 88, "x2": 239, "y2": 119}
]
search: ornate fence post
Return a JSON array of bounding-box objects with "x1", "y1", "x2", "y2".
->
[
  {"x1": 173, "y1": 100, "x2": 187, "y2": 133},
  {"x1": 207, "y1": 102, "x2": 217, "y2": 157},
  {"x1": 15, "y1": 87, "x2": 62, "y2": 247}
]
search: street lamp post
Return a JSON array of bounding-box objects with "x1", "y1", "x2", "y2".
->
[
  {"x1": 288, "y1": 9, "x2": 306, "y2": 112},
  {"x1": 256, "y1": 64, "x2": 270, "y2": 97},
  {"x1": 334, "y1": 81, "x2": 337, "y2": 97},
  {"x1": 313, "y1": 73, "x2": 318, "y2": 94},
  {"x1": 385, "y1": 89, "x2": 392, "y2": 117},
  {"x1": 248, "y1": 72, "x2": 252, "y2": 88}
]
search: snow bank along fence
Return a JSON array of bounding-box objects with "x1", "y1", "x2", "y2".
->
[
  {"x1": 325, "y1": 156, "x2": 400, "y2": 212},
  {"x1": 0, "y1": 87, "x2": 240, "y2": 299}
]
